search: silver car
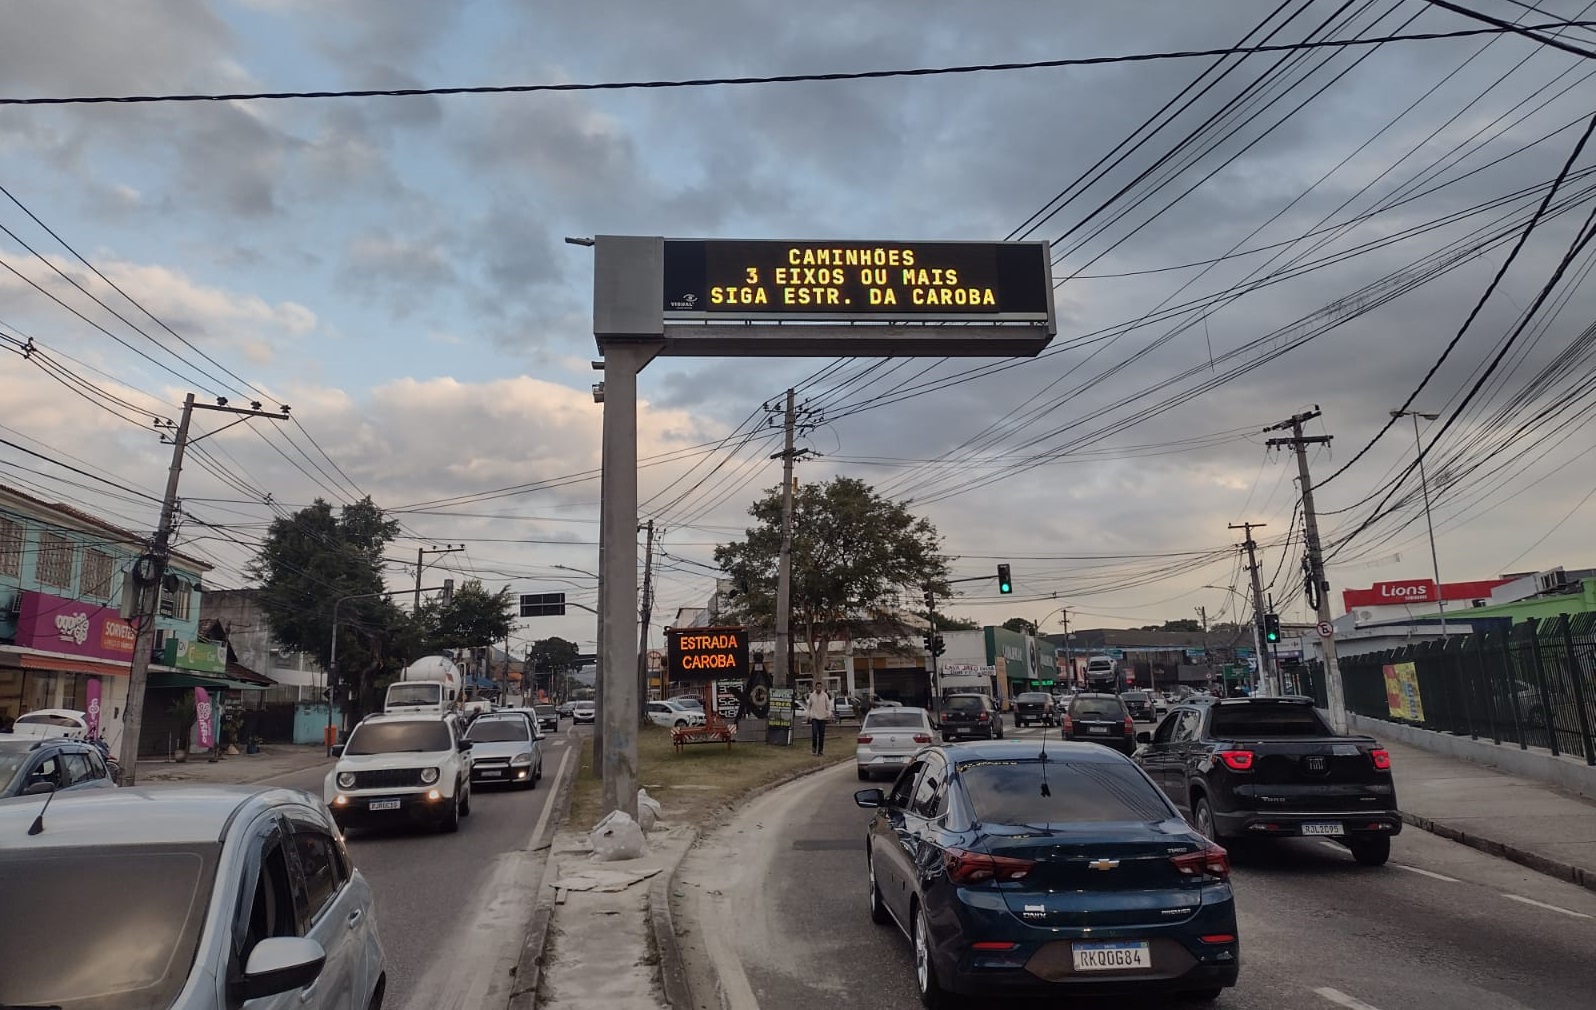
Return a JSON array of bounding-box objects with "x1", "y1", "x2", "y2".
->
[
  {"x1": 855, "y1": 707, "x2": 934, "y2": 781},
  {"x1": 465, "y1": 711, "x2": 544, "y2": 789},
  {"x1": 0, "y1": 785, "x2": 385, "y2": 1010}
]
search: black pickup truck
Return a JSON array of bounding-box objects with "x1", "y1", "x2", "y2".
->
[{"x1": 1133, "y1": 696, "x2": 1401, "y2": 866}]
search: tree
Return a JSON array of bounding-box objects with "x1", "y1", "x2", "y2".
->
[
  {"x1": 246, "y1": 497, "x2": 405, "y2": 717},
  {"x1": 1002, "y1": 617, "x2": 1039, "y2": 635},
  {"x1": 417, "y1": 579, "x2": 514, "y2": 652},
  {"x1": 525, "y1": 636, "x2": 582, "y2": 673},
  {"x1": 715, "y1": 477, "x2": 951, "y2": 686}
]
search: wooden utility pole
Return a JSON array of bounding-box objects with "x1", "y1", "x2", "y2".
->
[
  {"x1": 414, "y1": 545, "x2": 462, "y2": 612},
  {"x1": 1229, "y1": 521, "x2": 1270, "y2": 695}
]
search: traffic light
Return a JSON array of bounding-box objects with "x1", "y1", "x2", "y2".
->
[
  {"x1": 1263, "y1": 613, "x2": 1281, "y2": 643},
  {"x1": 997, "y1": 563, "x2": 1013, "y2": 594},
  {"x1": 924, "y1": 590, "x2": 935, "y2": 610},
  {"x1": 923, "y1": 633, "x2": 936, "y2": 653},
  {"x1": 932, "y1": 635, "x2": 946, "y2": 657}
]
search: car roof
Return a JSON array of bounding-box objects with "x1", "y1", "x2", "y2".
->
[
  {"x1": 357, "y1": 711, "x2": 453, "y2": 725},
  {"x1": 940, "y1": 739, "x2": 1133, "y2": 764},
  {"x1": 1071, "y1": 692, "x2": 1124, "y2": 700},
  {"x1": 0, "y1": 785, "x2": 321, "y2": 850}
]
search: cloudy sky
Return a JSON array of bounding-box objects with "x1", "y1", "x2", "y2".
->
[{"x1": 3, "y1": 0, "x2": 1596, "y2": 652}]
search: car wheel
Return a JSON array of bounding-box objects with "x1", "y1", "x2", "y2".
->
[
  {"x1": 675, "y1": 719, "x2": 688, "y2": 728},
  {"x1": 867, "y1": 849, "x2": 891, "y2": 925},
  {"x1": 913, "y1": 902, "x2": 950, "y2": 1009},
  {"x1": 1349, "y1": 836, "x2": 1391, "y2": 867},
  {"x1": 1193, "y1": 795, "x2": 1223, "y2": 843},
  {"x1": 441, "y1": 791, "x2": 461, "y2": 833},
  {"x1": 858, "y1": 766, "x2": 870, "y2": 781},
  {"x1": 367, "y1": 974, "x2": 386, "y2": 1010},
  {"x1": 460, "y1": 782, "x2": 472, "y2": 816},
  {"x1": 536, "y1": 758, "x2": 544, "y2": 782}
]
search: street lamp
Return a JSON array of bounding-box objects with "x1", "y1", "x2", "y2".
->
[{"x1": 1391, "y1": 409, "x2": 1446, "y2": 635}]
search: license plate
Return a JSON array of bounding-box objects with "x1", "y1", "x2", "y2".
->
[
  {"x1": 480, "y1": 770, "x2": 504, "y2": 778},
  {"x1": 369, "y1": 799, "x2": 401, "y2": 811},
  {"x1": 1088, "y1": 725, "x2": 1110, "y2": 735},
  {"x1": 1072, "y1": 940, "x2": 1151, "y2": 972},
  {"x1": 1301, "y1": 821, "x2": 1344, "y2": 836}
]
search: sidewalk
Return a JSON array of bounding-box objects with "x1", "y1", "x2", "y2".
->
[
  {"x1": 1386, "y1": 736, "x2": 1596, "y2": 891},
  {"x1": 133, "y1": 743, "x2": 333, "y2": 785}
]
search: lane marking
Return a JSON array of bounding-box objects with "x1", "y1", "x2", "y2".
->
[
  {"x1": 1393, "y1": 863, "x2": 1461, "y2": 883},
  {"x1": 1500, "y1": 892, "x2": 1593, "y2": 919},
  {"x1": 1315, "y1": 986, "x2": 1383, "y2": 1010}
]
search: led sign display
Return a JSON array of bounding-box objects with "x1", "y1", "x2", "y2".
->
[{"x1": 666, "y1": 626, "x2": 751, "y2": 683}]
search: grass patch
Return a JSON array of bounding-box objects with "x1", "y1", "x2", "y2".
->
[{"x1": 567, "y1": 724, "x2": 848, "y2": 831}]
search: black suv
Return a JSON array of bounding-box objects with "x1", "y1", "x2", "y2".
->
[
  {"x1": 1012, "y1": 692, "x2": 1056, "y2": 727},
  {"x1": 0, "y1": 737, "x2": 118, "y2": 798},
  {"x1": 1120, "y1": 689, "x2": 1157, "y2": 722},
  {"x1": 939, "y1": 694, "x2": 1004, "y2": 741},
  {"x1": 1062, "y1": 693, "x2": 1136, "y2": 754}
]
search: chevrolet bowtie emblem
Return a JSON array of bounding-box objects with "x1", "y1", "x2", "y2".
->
[{"x1": 1087, "y1": 858, "x2": 1120, "y2": 871}]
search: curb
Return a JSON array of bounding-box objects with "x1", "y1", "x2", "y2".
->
[
  {"x1": 1401, "y1": 810, "x2": 1596, "y2": 893},
  {"x1": 655, "y1": 754, "x2": 853, "y2": 1010},
  {"x1": 505, "y1": 744, "x2": 583, "y2": 1010}
]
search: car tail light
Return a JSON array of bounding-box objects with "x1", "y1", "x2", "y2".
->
[
  {"x1": 1171, "y1": 844, "x2": 1231, "y2": 881},
  {"x1": 1370, "y1": 748, "x2": 1391, "y2": 770},
  {"x1": 978, "y1": 711, "x2": 991, "y2": 721},
  {"x1": 1123, "y1": 715, "x2": 1135, "y2": 734},
  {"x1": 1200, "y1": 934, "x2": 1237, "y2": 944},
  {"x1": 1217, "y1": 749, "x2": 1255, "y2": 772},
  {"x1": 944, "y1": 847, "x2": 1035, "y2": 884},
  {"x1": 913, "y1": 734, "x2": 933, "y2": 744},
  {"x1": 1061, "y1": 714, "x2": 1073, "y2": 733},
  {"x1": 971, "y1": 941, "x2": 1019, "y2": 951},
  {"x1": 857, "y1": 735, "x2": 872, "y2": 744}
]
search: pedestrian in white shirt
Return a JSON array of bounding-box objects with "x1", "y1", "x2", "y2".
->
[{"x1": 806, "y1": 685, "x2": 833, "y2": 756}]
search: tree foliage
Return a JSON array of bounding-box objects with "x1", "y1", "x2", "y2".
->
[
  {"x1": 1001, "y1": 617, "x2": 1039, "y2": 635},
  {"x1": 416, "y1": 579, "x2": 513, "y2": 651},
  {"x1": 920, "y1": 611, "x2": 980, "y2": 631},
  {"x1": 715, "y1": 477, "x2": 951, "y2": 683},
  {"x1": 525, "y1": 636, "x2": 583, "y2": 673}
]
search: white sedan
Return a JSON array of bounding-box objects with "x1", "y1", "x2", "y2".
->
[
  {"x1": 855, "y1": 707, "x2": 934, "y2": 781},
  {"x1": 647, "y1": 700, "x2": 707, "y2": 729}
]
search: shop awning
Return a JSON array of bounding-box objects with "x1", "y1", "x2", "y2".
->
[
  {"x1": 148, "y1": 671, "x2": 268, "y2": 691},
  {"x1": 17, "y1": 653, "x2": 131, "y2": 677}
]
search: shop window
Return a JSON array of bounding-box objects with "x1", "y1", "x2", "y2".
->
[
  {"x1": 82, "y1": 549, "x2": 116, "y2": 600},
  {"x1": 35, "y1": 531, "x2": 75, "y2": 589},
  {"x1": 0, "y1": 517, "x2": 21, "y2": 577}
]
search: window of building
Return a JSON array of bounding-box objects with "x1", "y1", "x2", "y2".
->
[
  {"x1": 160, "y1": 579, "x2": 192, "y2": 620},
  {"x1": 82, "y1": 549, "x2": 116, "y2": 600},
  {"x1": 0, "y1": 517, "x2": 21, "y2": 578},
  {"x1": 35, "y1": 532, "x2": 75, "y2": 590}
]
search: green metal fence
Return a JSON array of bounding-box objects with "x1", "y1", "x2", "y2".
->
[{"x1": 1307, "y1": 612, "x2": 1596, "y2": 765}]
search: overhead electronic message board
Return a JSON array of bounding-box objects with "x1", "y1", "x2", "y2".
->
[
  {"x1": 666, "y1": 626, "x2": 751, "y2": 683},
  {"x1": 662, "y1": 239, "x2": 1051, "y2": 323}
]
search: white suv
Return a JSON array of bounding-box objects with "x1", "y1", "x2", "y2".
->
[{"x1": 326, "y1": 712, "x2": 474, "y2": 833}]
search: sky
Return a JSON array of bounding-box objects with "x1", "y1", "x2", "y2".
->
[{"x1": 3, "y1": 0, "x2": 1596, "y2": 655}]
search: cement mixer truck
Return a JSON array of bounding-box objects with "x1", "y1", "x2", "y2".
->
[{"x1": 384, "y1": 655, "x2": 463, "y2": 715}]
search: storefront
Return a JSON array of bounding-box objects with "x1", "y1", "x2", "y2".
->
[{"x1": 0, "y1": 589, "x2": 139, "y2": 744}]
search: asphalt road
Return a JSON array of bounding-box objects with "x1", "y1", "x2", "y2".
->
[
  {"x1": 267, "y1": 721, "x2": 582, "y2": 1010},
  {"x1": 678, "y1": 725, "x2": 1596, "y2": 1010}
]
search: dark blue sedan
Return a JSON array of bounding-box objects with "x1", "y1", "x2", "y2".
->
[{"x1": 856, "y1": 740, "x2": 1239, "y2": 1006}]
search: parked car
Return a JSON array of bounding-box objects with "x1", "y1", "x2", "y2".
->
[
  {"x1": 5, "y1": 707, "x2": 93, "y2": 739},
  {"x1": 855, "y1": 707, "x2": 934, "y2": 780},
  {"x1": 1133, "y1": 697, "x2": 1401, "y2": 865},
  {"x1": 0, "y1": 736, "x2": 117, "y2": 798},
  {"x1": 647, "y1": 699, "x2": 707, "y2": 729},
  {"x1": 833, "y1": 695, "x2": 857, "y2": 721},
  {"x1": 326, "y1": 712, "x2": 473, "y2": 833},
  {"x1": 571, "y1": 700, "x2": 597, "y2": 725},
  {"x1": 672, "y1": 696, "x2": 706, "y2": 710},
  {"x1": 1120, "y1": 689, "x2": 1157, "y2": 722},
  {"x1": 939, "y1": 693, "x2": 1004, "y2": 741},
  {"x1": 0, "y1": 785, "x2": 386, "y2": 1010},
  {"x1": 1062, "y1": 692, "x2": 1137, "y2": 755},
  {"x1": 856, "y1": 741, "x2": 1238, "y2": 1005},
  {"x1": 465, "y1": 711, "x2": 543, "y2": 789},
  {"x1": 1013, "y1": 691, "x2": 1057, "y2": 727}
]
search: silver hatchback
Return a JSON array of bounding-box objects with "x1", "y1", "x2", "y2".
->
[
  {"x1": 0, "y1": 785, "x2": 386, "y2": 1010},
  {"x1": 855, "y1": 707, "x2": 934, "y2": 781}
]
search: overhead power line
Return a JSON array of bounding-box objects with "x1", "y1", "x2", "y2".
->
[{"x1": 2, "y1": 23, "x2": 1592, "y2": 106}]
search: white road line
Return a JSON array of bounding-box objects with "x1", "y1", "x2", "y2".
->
[
  {"x1": 1315, "y1": 986, "x2": 1384, "y2": 1010},
  {"x1": 1500, "y1": 892, "x2": 1593, "y2": 919},
  {"x1": 1393, "y1": 863, "x2": 1461, "y2": 883}
]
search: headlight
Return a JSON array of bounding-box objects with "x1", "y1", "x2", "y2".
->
[
  {"x1": 421, "y1": 767, "x2": 440, "y2": 784},
  {"x1": 510, "y1": 752, "x2": 533, "y2": 766},
  {"x1": 337, "y1": 771, "x2": 356, "y2": 789}
]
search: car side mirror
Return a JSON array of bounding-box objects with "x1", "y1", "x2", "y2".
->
[
  {"x1": 242, "y1": 936, "x2": 326, "y2": 1000},
  {"x1": 459, "y1": 740, "x2": 473, "y2": 751},
  {"x1": 329, "y1": 744, "x2": 345, "y2": 758},
  {"x1": 854, "y1": 788, "x2": 885, "y2": 809},
  {"x1": 23, "y1": 780, "x2": 56, "y2": 796},
  {"x1": 1136, "y1": 732, "x2": 1152, "y2": 744}
]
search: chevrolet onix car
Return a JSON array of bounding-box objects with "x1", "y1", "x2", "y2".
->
[
  {"x1": 464, "y1": 711, "x2": 544, "y2": 789},
  {"x1": 0, "y1": 785, "x2": 386, "y2": 1010},
  {"x1": 857, "y1": 741, "x2": 1238, "y2": 1006}
]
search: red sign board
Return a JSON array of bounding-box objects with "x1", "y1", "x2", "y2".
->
[
  {"x1": 14, "y1": 590, "x2": 136, "y2": 665},
  {"x1": 1342, "y1": 578, "x2": 1512, "y2": 612},
  {"x1": 1373, "y1": 579, "x2": 1438, "y2": 603}
]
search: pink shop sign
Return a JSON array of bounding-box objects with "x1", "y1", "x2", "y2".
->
[{"x1": 14, "y1": 590, "x2": 137, "y2": 664}]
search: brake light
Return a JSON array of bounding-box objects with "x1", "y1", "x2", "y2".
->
[
  {"x1": 1124, "y1": 715, "x2": 1135, "y2": 734},
  {"x1": 1171, "y1": 844, "x2": 1231, "y2": 881},
  {"x1": 1370, "y1": 748, "x2": 1391, "y2": 771},
  {"x1": 1217, "y1": 750, "x2": 1255, "y2": 772},
  {"x1": 857, "y1": 735, "x2": 872, "y2": 745},
  {"x1": 978, "y1": 712, "x2": 990, "y2": 721},
  {"x1": 1200, "y1": 934, "x2": 1237, "y2": 944},
  {"x1": 971, "y1": 941, "x2": 1019, "y2": 951},
  {"x1": 1061, "y1": 714, "x2": 1073, "y2": 733},
  {"x1": 944, "y1": 847, "x2": 1035, "y2": 884},
  {"x1": 913, "y1": 734, "x2": 933, "y2": 744}
]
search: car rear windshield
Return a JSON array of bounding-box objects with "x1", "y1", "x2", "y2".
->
[
  {"x1": 863, "y1": 711, "x2": 927, "y2": 729},
  {"x1": 348, "y1": 720, "x2": 453, "y2": 754},
  {"x1": 1016, "y1": 693, "x2": 1049, "y2": 703},
  {"x1": 943, "y1": 696, "x2": 987, "y2": 711},
  {"x1": 1070, "y1": 698, "x2": 1126, "y2": 719},
  {"x1": 957, "y1": 760, "x2": 1173, "y2": 824},
  {"x1": 0, "y1": 844, "x2": 219, "y2": 1010},
  {"x1": 1120, "y1": 691, "x2": 1148, "y2": 702},
  {"x1": 467, "y1": 718, "x2": 531, "y2": 742},
  {"x1": 1210, "y1": 703, "x2": 1331, "y2": 737}
]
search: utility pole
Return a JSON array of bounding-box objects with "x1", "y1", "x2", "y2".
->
[
  {"x1": 119, "y1": 394, "x2": 290, "y2": 785},
  {"x1": 415, "y1": 545, "x2": 463, "y2": 612},
  {"x1": 1266, "y1": 408, "x2": 1346, "y2": 732},
  {"x1": 1391, "y1": 408, "x2": 1446, "y2": 634},
  {"x1": 637, "y1": 519, "x2": 656, "y2": 720},
  {"x1": 1196, "y1": 605, "x2": 1209, "y2": 675},
  {"x1": 770, "y1": 390, "x2": 815, "y2": 690},
  {"x1": 1229, "y1": 522, "x2": 1270, "y2": 696},
  {"x1": 924, "y1": 589, "x2": 940, "y2": 704},
  {"x1": 1060, "y1": 607, "x2": 1073, "y2": 688}
]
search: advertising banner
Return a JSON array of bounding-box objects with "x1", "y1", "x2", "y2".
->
[
  {"x1": 84, "y1": 678, "x2": 103, "y2": 739},
  {"x1": 14, "y1": 590, "x2": 136, "y2": 665},
  {"x1": 194, "y1": 687, "x2": 215, "y2": 751},
  {"x1": 666, "y1": 627, "x2": 750, "y2": 683},
  {"x1": 163, "y1": 638, "x2": 227, "y2": 674},
  {"x1": 768, "y1": 688, "x2": 794, "y2": 728},
  {"x1": 1383, "y1": 662, "x2": 1426, "y2": 721}
]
